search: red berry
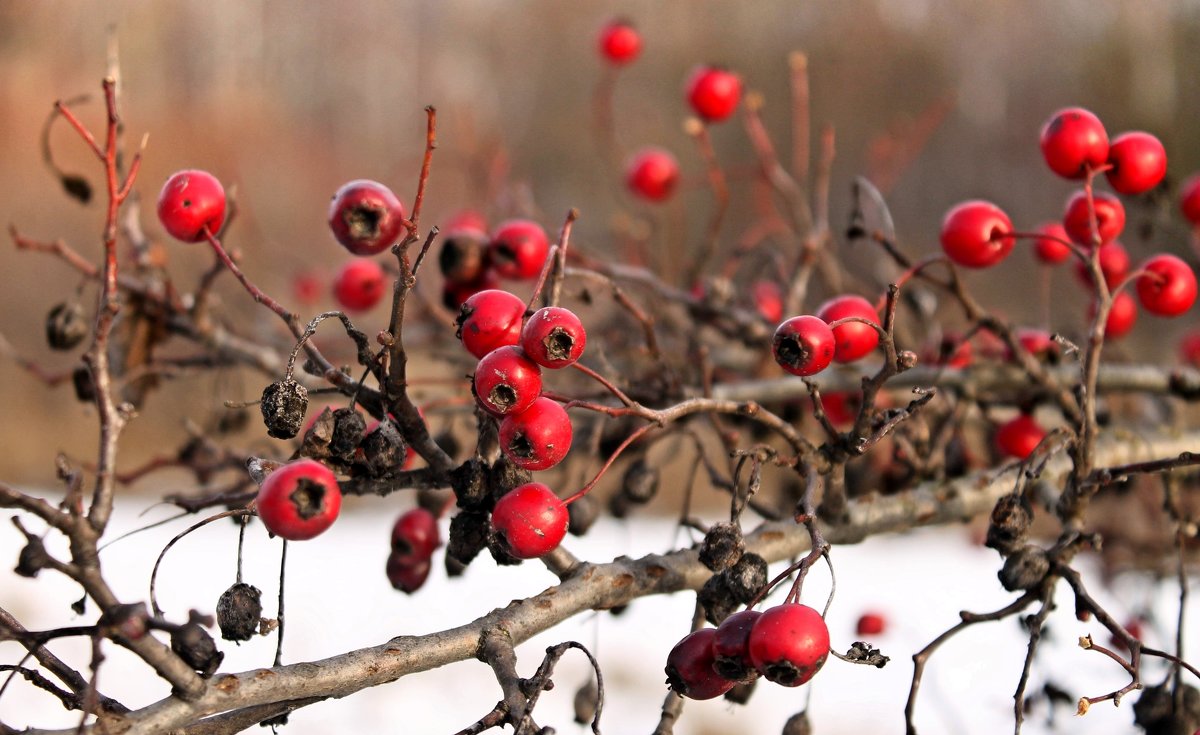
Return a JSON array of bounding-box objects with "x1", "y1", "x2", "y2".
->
[
  {"x1": 442, "y1": 209, "x2": 487, "y2": 233},
  {"x1": 391, "y1": 507, "x2": 440, "y2": 559},
  {"x1": 1180, "y1": 330, "x2": 1200, "y2": 367},
  {"x1": 489, "y1": 219, "x2": 549, "y2": 280},
  {"x1": 995, "y1": 414, "x2": 1046, "y2": 460},
  {"x1": 712, "y1": 609, "x2": 763, "y2": 682},
  {"x1": 819, "y1": 391, "x2": 860, "y2": 427},
  {"x1": 856, "y1": 612, "x2": 887, "y2": 637},
  {"x1": 490, "y1": 482, "x2": 568, "y2": 559},
  {"x1": 927, "y1": 334, "x2": 972, "y2": 369},
  {"x1": 1181, "y1": 174, "x2": 1200, "y2": 225},
  {"x1": 439, "y1": 226, "x2": 490, "y2": 285},
  {"x1": 1039, "y1": 108, "x2": 1109, "y2": 179},
  {"x1": 747, "y1": 603, "x2": 830, "y2": 687},
  {"x1": 665, "y1": 628, "x2": 736, "y2": 700},
  {"x1": 685, "y1": 66, "x2": 742, "y2": 122},
  {"x1": 292, "y1": 270, "x2": 324, "y2": 305},
  {"x1": 157, "y1": 170, "x2": 227, "y2": 242},
  {"x1": 1073, "y1": 241, "x2": 1129, "y2": 291},
  {"x1": 256, "y1": 459, "x2": 342, "y2": 541},
  {"x1": 386, "y1": 552, "x2": 431, "y2": 594},
  {"x1": 816, "y1": 295, "x2": 880, "y2": 363},
  {"x1": 1096, "y1": 290, "x2": 1138, "y2": 339},
  {"x1": 520, "y1": 306, "x2": 587, "y2": 369},
  {"x1": 457, "y1": 289, "x2": 527, "y2": 359},
  {"x1": 625, "y1": 148, "x2": 679, "y2": 202},
  {"x1": 1136, "y1": 254, "x2": 1197, "y2": 317},
  {"x1": 940, "y1": 200, "x2": 1015, "y2": 268},
  {"x1": 751, "y1": 280, "x2": 784, "y2": 323},
  {"x1": 332, "y1": 259, "x2": 387, "y2": 312},
  {"x1": 1063, "y1": 190, "x2": 1125, "y2": 246},
  {"x1": 1111, "y1": 618, "x2": 1144, "y2": 651},
  {"x1": 473, "y1": 346, "x2": 542, "y2": 416},
  {"x1": 499, "y1": 397, "x2": 573, "y2": 471},
  {"x1": 1032, "y1": 222, "x2": 1072, "y2": 265},
  {"x1": 1105, "y1": 131, "x2": 1167, "y2": 195},
  {"x1": 598, "y1": 19, "x2": 641, "y2": 65},
  {"x1": 327, "y1": 180, "x2": 407, "y2": 256},
  {"x1": 1014, "y1": 328, "x2": 1059, "y2": 361},
  {"x1": 772, "y1": 316, "x2": 836, "y2": 376}
]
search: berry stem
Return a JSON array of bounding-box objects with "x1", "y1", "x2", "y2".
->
[{"x1": 408, "y1": 106, "x2": 437, "y2": 238}]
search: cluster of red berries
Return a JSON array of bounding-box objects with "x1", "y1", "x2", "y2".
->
[
  {"x1": 665, "y1": 603, "x2": 830, "y2": 700},
  {"x1": 386, "y1": 507, "x2": 441, "y2": 593},
  {"x1": 770, "y1": 295, "x2": 881, "y2": 377},
  {"x1": 324, "y1": 179, "x2": 408, "y2": 313},
  {"x1": 438, "y1": 213, "x2": 551, "y2": 310}
]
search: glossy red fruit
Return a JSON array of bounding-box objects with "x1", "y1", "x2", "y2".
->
[
  {"x1": 386, "y1": 552, "x2": 431, "y2": 594},
  {"x1": 817, "y1": 295, "x2": 880, "y2": 363},
  {"x1": 625, "y1": 148, "x2": 679, "y2": 202},
  {"x1": 499, "y1": 397, "x2": 573, "y2": 471},
  {"x1": 1180, "y1": 174, "x2": 1200, "y2": 225},
  {"x1": 685, "y1": 66, "x2": 742, "y2": 122},
  {"x1": 391, "y1": 507, "x2": 440, "y2": 559},
  {"x1": 1136, "y1": 254, "x2": 1197, "y2": 317},
  {"x1": 772, "y1": 316, "x2": 836, "y2": 376},
  {"x1": 1096, "y1": 291, "x2": 1138, "y2": 339},
  {"x1": 473, "y1": 346, "x2": 542, "y2": 416},
  {"x1": 748, "y1": 603, "x2": 830, "y2": 687},
  {"x1": 995, "y1": 414, "x2": 1046, "y2": 460},
  {"x1": 752, "y1": 281, "x2": 784, "y2": 324},
  {"x1": 157, "y1": 170, "x2": 227, "y2": 242},
  {"x1": 1105, "y1": 131, "x2": 1167, "y2": 195},
  {"x1": 1039, "y1": 108, "x2": 1109, "y2": 179},
  {"x1": 333, "y1": 259, "x2": 387, "y2": 312},
  {"x1": 438, "y1": 226, "x2": 490, "y2": 285},
  {"x1": 665, "y1": 628, "x2": 736, "y2": 700},
  {"x1": 856, "y1": 612, "x2": 887, "y2": 637},
  {"x1": 327, "y1": 180, "x2": 407, "y2": 256},
  {"x1": 712, "y1": 609, "x2": 763, "y2": 682},
  {"x1": 598, "y1": 19, "x2": 641, "y2": 65},
  {"x1": 457, "y1": 290, "x2": 527, "y2": 359},
  {"x1": 940, "y1": 200, "x2": 1015, "y2": 268},
  {"x1": 489, "y1": 220, "x2": 549, "y2": 280},
  {"x1": 1032, "y1": 222, "x2": 1072, "y2": 265},
  {"x1": 1063, "y1": 190, "x2": 1125, "y2": 246},
  {"x1": 520, "y1": 306, "x2": 587, "y2": 369},
  {"x1": 256, "y1": 459, "x2": 342, "y2": 541},
  {"x1": 1073, "y1": 241, "x2": 1129, "y2": 291},
  {"x1": 819, "y1": 391, "x2": 860, "y2": 427},
  {"x1": 490, "y1": 482, "x2": 568, "y2": 559},
  {"x1": 1180, "y1": 330, "x2": 1200, "y2": 367}
]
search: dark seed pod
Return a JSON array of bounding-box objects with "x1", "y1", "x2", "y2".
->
[
  {"x1": 567, "y1": 493, "x2": 600, "y2": 536},
  {"x1": 725, "y1": 552, "x2": 768, "y2": 605},
  {"x1": 170, "y1": 611, "x2": 224, "y2": 678},
  {"x1": 450, "y1": 458, "x2": 490, "y2": 510},
  {"x1": 216, "y1": 583, "x2": 263, "y2": 642},
  {"x1": 260, "y1": 379, "x2": 309, "y2": 440},
  {"x1": 698, "y1": 573, "x2": 738, "y2": 625},
  {"x1": 360, "y1": 419, "x2": 407, "y2": 477},
  {"x1": 15, "y1": 536, "x2": 50, "y2": 578},
  {"x1": 724, "y1": 678, "x2": 757, "y2": 705},
  {"x1": 699, "y1": 522, "x2": 744, "y2": 572},
  {"x1": 998, "y1": 545, "x2": 1050, "y2": 591},
  {"x1": 487, "y1": 455, "x2": 532, "y2": 505},
  {"x1": 621, "y1": 459, "x2": 659, "y2": 504},
  {"x1": 72, "y1": 365, "x2": 95, "y2": 403},
  {"x1": 446, "y1": 510, "x2": 489, "y2": 570},
  {"x1": 328, "y1": 408, "x2": 366, "y2": 461},
  {"x1": 986, "y1": 494, "x2": 1033, "y2": 554},
  {"x1": 607, "y1": 491, "x2": 632, "y2": 519},
  {"x1": 573, "y1": 679, "x2": 599, "y2": 724},
  {"x1": 781, "y1": 711, "x2": 812, "y2": 735},
  {"x1": 45, "y1": 301, "x2": 88, "y2": 351}
]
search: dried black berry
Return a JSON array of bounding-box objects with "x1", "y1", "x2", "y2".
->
[
  {"x1": 72, "y1": 365, "x2": 95, "y2": 403},
  {"x1": 567, "y1": 493, "x2": 600, "y2": 536},
  {"x1": 698, "y1": 573, "x2": 738, "y2": 625},
  {"x1": 45, "y1": 301, "x2": 88, "y2": 351},
  {"x1": 360, "y1": 419, "x2": 407, "y2": 476},
  {"x1": 15, "y1": 536, "x2": 50, "y2": 578},
  {"x1": 699, "y1": 522, "x2": 744, "y2": 572},
  {"x1": 607, "y1": 492, "x2": 632, "y2": 519},
  {"x1": 329, "y1": 408, "x2": 366, "y2": 461},
  {"x1": 216, "y1": 583, "x2": 263, "y2": 642},
  {"x1": 1133, "y1": 681, "x2": 1200, "y2": 734},
  {"x1": 447, "y1": 510, "x2": 489, "y2": 570},
  {"x1": 170, "y1": 611, "x2": 224, "y2": 678},
  {"x1": 621, "y1": 459, "x2": 659, "y2": 504},
  {"x1": 726, "y1": 552, "x2": 767, "y2": 605},
  {"x1": 986, "y1": 494, "x2": 1033, "y2": 554},
  {"x1": 781, "y1": 711, "x2": 812, "y2": 735},
  {"x1": 487, "y1": 455, "x2": 532, "y2": 505},
  {"x1": 260, "y1": 379, "x2": 309, "y2": 440},
  {"x1": 450, "y1": 458, "x2": 489, "y2": 510},
  {"x1": 440, "y1": 228, "x2": 489, "y2": 285},
  {"x1": 724, "y1": 678, "x2": 757, "y2": 705},
  {"x1": 998, "y1": 545, "x2": 1049, "y2": 592},
  {"x1": 573, "y1": 679, "x2": 599, "y2": 724},
  {"x1": 487, "y1": 529, "x2": 522, "y2": 566}
]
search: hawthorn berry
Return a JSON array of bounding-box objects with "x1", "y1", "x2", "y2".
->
[
  {"x1": 994, "y1": 414, "x2": 1046, "y2": 460},
  {"x1": 256, "y1": 459, "x2": 342, "y2": 541},
  {"x1": 1014, "y1": 328, "x2": 1059, "y2": 361},
  {"x1": 1032, "y1": 222, "x2": 1072, "y2": 265},
  {"x1": 685, "y1": 66, "x2": 742, "y2": 122},
  {"x1": 489, "y1": 219, "x2": 549, "y2": 280},
  {"x1": 443, "y1": 271, "x2": 500, "y2": 312},
  {"x1": 442, "y1": 209, "x2": 488, "y2": 233},
  {"x1": 457, "y1": 289, "x2": 527, "y2": 359},
  {"x1": 751, "y1": 280, "x2": 784, "y2": 323},
  {"x1": 499, "y1": 396, "x2": 573, "y2": 471},
  {"x1": 157, "y1": 170, "x2": 226, "y2": 242},
  {"x1": 712, "y1": 609, "x2": 763, "y2": 682},
  {"x1": 598, "y1": 19, "x2": 642, "y2": 65},
  {"x1": 625, "y1": 148, "x2": 679, "y2": 202},
  {"x1": 386, "y1": 552, "x2": 432, "y2": 594},
  {"x1": 333, "y1": 259, "x2": 387, "y2": 312},
  {"x1": 816, "y1": 295, "x2": 880, "y2": 363},
  {"x1": 1096, "y1": 290, "x2": 1138, "y2": 339},
  {"x1": 939, "y1": 200, "x2": 1015, "y2": 268},
  {"x1": 327, "y1": 179, "x2": 407, "y2": 256},
  {"x1": 665, "y1": 628, "x2": 736, "y2": 700},
  {"x1": 489, "y1": 482, "x2": 568, "y2": 559},
  {"x1": 819, "y1": 391, "x2": 860, "y2": 427},
  {"x1": 1063, "y1": 190, "x2": 1125, "y2": 246},
  {"x1": 1180, "y1": 330, "x2": 1200, "y2": 367},
  {"x1": 1105, "y1": 131, "x2": 1167, "y2": 195},
  {"x1": 391, "y1": 507, "x2": 440, "y2": 559},
  {"x1": 438, "y1": 226, "x2": 490, "y2": 285},
  {"x1": 1135, "y1": 254, "x2": 1197, "y2": 317},
  {"x1": 856, "y1": 612, "x2": 887, "y2": 637},
  {"x1": 473, "y1": 346, "x2": 542, "y2": 416},
  {"x1": 1180, "y1": 174, "x2": 1200, "y2": 225},
  {"x1": 520, "y1": 306, "x2": 587, "y2": 369},
  {"x1": 1039, "y1": 107, "x2": 1108, "y2": 179},
  {"x1": 1073, "y1": 240, "x2": 1129, "y2": 291},
  {"x1": 747, "y1": 603, "x2": 830, "y2": 687},
  {"x1": 772, "y1": 316, "x2": 835, "y2": 376}
]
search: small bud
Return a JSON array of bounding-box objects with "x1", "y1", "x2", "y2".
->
[
  {"x1": 45, "y1": 302, "x2": 89, "y2": 351},
  {"x1": 260, "y1": 379, "x2": 309, "y2": 440}
]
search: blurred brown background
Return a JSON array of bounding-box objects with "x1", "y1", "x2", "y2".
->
[{"x1": 0, "y1": 0, "x2": 1197, "y2": 485}]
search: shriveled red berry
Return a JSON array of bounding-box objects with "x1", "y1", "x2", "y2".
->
[
  {"x1": 256, "y1": 459, "x2": 342, "y2": 541},
  {"x1": 856, "y1": 612, "x2": 887, "y2": 637},
  {"x1": 1063, "y1": 190, "x2": 1125, "y2": 246},
  {"x1": 940, "y1": 200, "x2": 1015, "y2": 268},
  {"x1": 1136, "y1": 254, "x2": 1197, "y2": 317},
  {"x1": 1095, "y1": 290, "x2": 1138, "y2": 339},
  {"x1": 772, "y1": 316, "x2": 835, "y2": 376},
  {"x1": 333, "y1": 259, "x2": 387, "y2": 312},
  {"x1": 386, "y1": 552, "x2": 431, "y2": 594},
  {"x1": 1180, "y1": 174, "x2": 1200, "y2": 225},
  {"x1": 391, "y1": 507, "x2": 440, "y2": 559},
  {"x1": 473, "y1": 346, "x2": 542, "y2": 416},
  {"x1": 598, "y1": 19, "x2": 641, "y2": 65},
  {"x1": 665, "y1": 628, "x2": 736, "y2": 700},
  {"x1": 1032, "y1": 222, "x2": 1072, "y2": 265},
  {"x1": 457, "y1": 290, "x2": 527, "y2": 359},
  {"x1": 520, "y1": 306, "x2": 587, "y2": 369},
  {"x1": 490, "y1": 482, "x2": 568, "y2": 559},
  {"x1": 747, "y1": 603, "x2": 830, "y2": 687},
  {"x1": 625, "y1": 148, "x2": 679, "y2": 202},
  {"x1": 751, "y1": 280, "x2": 784, "y2": 323},
  {"x1": 995, "y1": 414, "x2": 1046, "y2": 460},
  {"x1": 499, "y1": 397, "x2": 573, "y2": 471},
  {"x1": 1039, "y1": 108, "x2": 1109, "y2": 179},
  {"x1": 816, "y1": 295, "x2": 880, "y2": 363},
  {"x1": 712, "y1": 609, "x2": 763, "y2": 682},
  {"x1": 489, "y1": 219, "x2": 549, "y2": 280},
  {"x1": 327, "y1": 180, "x2": 407, "y2": 256},
  {"x1": 1073, "y1": 241, "x2": 1129, "y2": 291},
  {"x1": 685, "y1": 66, "x2": 742, "y2": 122},
  {"x1": 157, "y1": 170, "x2": 226, "y2": 242},
  {"x1": 1105, "y1": 131, "x2": 1167, "y2": 195}
]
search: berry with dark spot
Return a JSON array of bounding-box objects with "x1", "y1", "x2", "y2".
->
[
  {"x1": 665, "y1": 628, "x2": 736, "y2": 700},
  {"x1": 520, "y1": 306, "x2": 587, "y2": 369},
  {"x1": 490, "y1": 482, "x2": 568, "y2": 559},
  {"x1": 474, "y1": 346, "x2": 542, "y2": 416},
  {"x1": 748, "y1": 603, "x2": 830, "y2": 687},
  {"x1": 327, "y1": 179, "x2": 407, "y2": 256},
  {"x1": 255, "y1": 459, "x2": 341, "y2": 541},
  {"x1": 713, "y1": 609, "x2": 763, "y2": 682},
  {"x1": 158, "y1": 170, "x2": 227, "y2": 242},
  {"x1": 499, "y1": 396, "x2": 573, "y2": 471}
]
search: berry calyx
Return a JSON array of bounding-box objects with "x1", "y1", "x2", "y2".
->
[
  {"x1": 994, "y1": 414, "x2": 1046, "y2": 460},
  {"x1": 856, "y1": 612, "x2": 887, "y2": 637},
  {"x1": 772, "y1": 316, "x2": 836, "y2": 376},
  {"x1": 473, "y1": 346, "x2": 542, "y2": 416},
  {"x1": 157, "y1": 170, "x2": 227, "y2": 242},
  {"x1": 712, "y1": 609, "x2": 763, "y2": 682},
  {"x1": 816, "y1": 295, "x2": 880, "y2": 363},
  {"x1": 332, "y1": 259, "x2": 387, "y2": 312},
  {"x1": 598, "y1": 19, "x2": 641, "y2": 65},
  {"x1": 499, "y1": 397, "x2": 573, "y2": 471},
  {"x1": 457, "y1": 289, "x2": 527, "y2": 359},
  {"x1": 1032, "y1": 222, "x2": 1072, "y2": 265},
  {"x1": 1039, "y1": 108, "x2": 1109, "y2": 179},
  {"x1": 1063, "y1": 190, "x2": 1125, "y2": 246},
  {"x1": 1097, "y1": 290, "x2": 1138, "y2": 339},
  {"x1": 391, "y1": 507, "x2": 440, "y2": 560},
  {"x1": 520, "y1": 306, "x2": 587, "y2": 369},
  {"x1": 665, "y1": 628, "x2": 736, "y2": 700},
  {"x1": 685, "y1": 66, "x2": 742, "y2": 122},
  {"x1": 1105, "y1": 131, "x2": 1167, "y2": 195},
  {"x1": 327, "y1": 180, "x2": 407, "y2": 256},
  {"x1": 1180, "y1": 174, "x2": 1200, "y2": 225},
  {"x1": 489, "y1": 219, "x2": 550, "y2": 280},
  {"x1": 940, "y1": 200, "x2": 1015, "y2": 268},
  {"x1": 490, "y1": 482, "x2": 568, "y2": 559},
  {"x1": 625, "y1": 148, "x2": 679, "y2": 202},
  {"x1": 1135, "y1": 254, "x2": 1197, "y2": 317},
  {"x1": 256, "y1": 459, "x2": 342, "y2": 541},
  {"x1": 747, "y1": 603, "x2": 830, "y2": 687},
  {"x1": 1073, "y1": 241, "x2": 1129, "y2": 291}
]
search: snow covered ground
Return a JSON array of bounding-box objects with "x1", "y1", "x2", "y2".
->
[{"x1": 0, "y1": 502, "x2": 1192, "y2": 734}]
